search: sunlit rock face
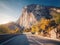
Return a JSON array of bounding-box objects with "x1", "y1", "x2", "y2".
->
[
  {"x1": 17, "y1": 6, "x2": 37, "y2": 29},
  {"x1": 17, "y1": 4, "x2": 59, "y2": 29}
]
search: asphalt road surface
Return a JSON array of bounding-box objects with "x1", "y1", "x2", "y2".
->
[{"x1": 0, "y1": 33, "x2": 60, "y2": 45}]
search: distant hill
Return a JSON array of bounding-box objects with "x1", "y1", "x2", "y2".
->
[{"x1": 0, "y1": 22, "x2": 20, "y2": 30}]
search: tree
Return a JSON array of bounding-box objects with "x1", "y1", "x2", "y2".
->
[
  {"x1": 0, "y1": 25, "x2": 9, "y2": 34},
  {"x1": 31, "y1": 17, "x2": 57, "y2": 36},
  {"x1": 31, "y1": 25, "x2": 36, "y2": 34},
  {"x1": 52, "y1": 12, "x2": 60, "y2": 24}
]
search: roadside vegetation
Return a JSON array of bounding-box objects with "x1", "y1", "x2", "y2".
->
[
  {"x1": 0, "y1": 25, "x2": 21, "y2": 34},
  {"x1": 24, "y1": 12, "x2": 60, "y2": 39}
]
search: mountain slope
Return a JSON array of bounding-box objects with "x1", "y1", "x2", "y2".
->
[{"x1": 17, "y1": 4, "x2": 60, "y2": 29}]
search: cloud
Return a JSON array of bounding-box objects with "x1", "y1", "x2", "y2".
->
[
  {"x1": 0, "y1": 13, "x2": 16, "y2": 24},
  {"x1": 0, "y1": 2, "x2": 17, "y2": 24},
  {"x1": 0, "y1": 2, "x2": 14, "y2": 13}
]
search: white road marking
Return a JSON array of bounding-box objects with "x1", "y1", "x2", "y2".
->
[
  {"x1": 32, "y1": 38, "x2": 44, "y2": 45},
  {"x1": 26, "y1": 33, "x2": 44, "y2": 45}
]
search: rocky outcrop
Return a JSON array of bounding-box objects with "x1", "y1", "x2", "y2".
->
[{"x1": 17, "y1": 4, "x2": 53, "y2": 29}]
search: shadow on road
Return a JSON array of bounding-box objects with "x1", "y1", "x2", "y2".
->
[
  {"x1": 0, "y1": 34, "x2": 19, "y2": 43},
  {"x1": 0, "y1": 34, "x2": 30, "y2": 45},
  {"x1": 33, "y1": 36, "x2": 60, "y2": 45}
]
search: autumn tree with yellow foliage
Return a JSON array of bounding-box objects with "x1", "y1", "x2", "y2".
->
[{"x1": 31, "y1": 18, "x2": 56, "y2": 36}]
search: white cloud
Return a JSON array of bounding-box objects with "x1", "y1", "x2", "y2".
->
[
  {"x1": 0, "y1": 2, "x2": 13, "y2": 12},
  {"x1": 0, "y1": 13, "x2": 16, "y2": 24},
  {"x1": 0, "y1": 2, "x2": 17, "y2": 24}
]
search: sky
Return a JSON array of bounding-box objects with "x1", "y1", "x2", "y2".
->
[{"x1": 0, "y1": 0, "x2": 60, "y2": 24}]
